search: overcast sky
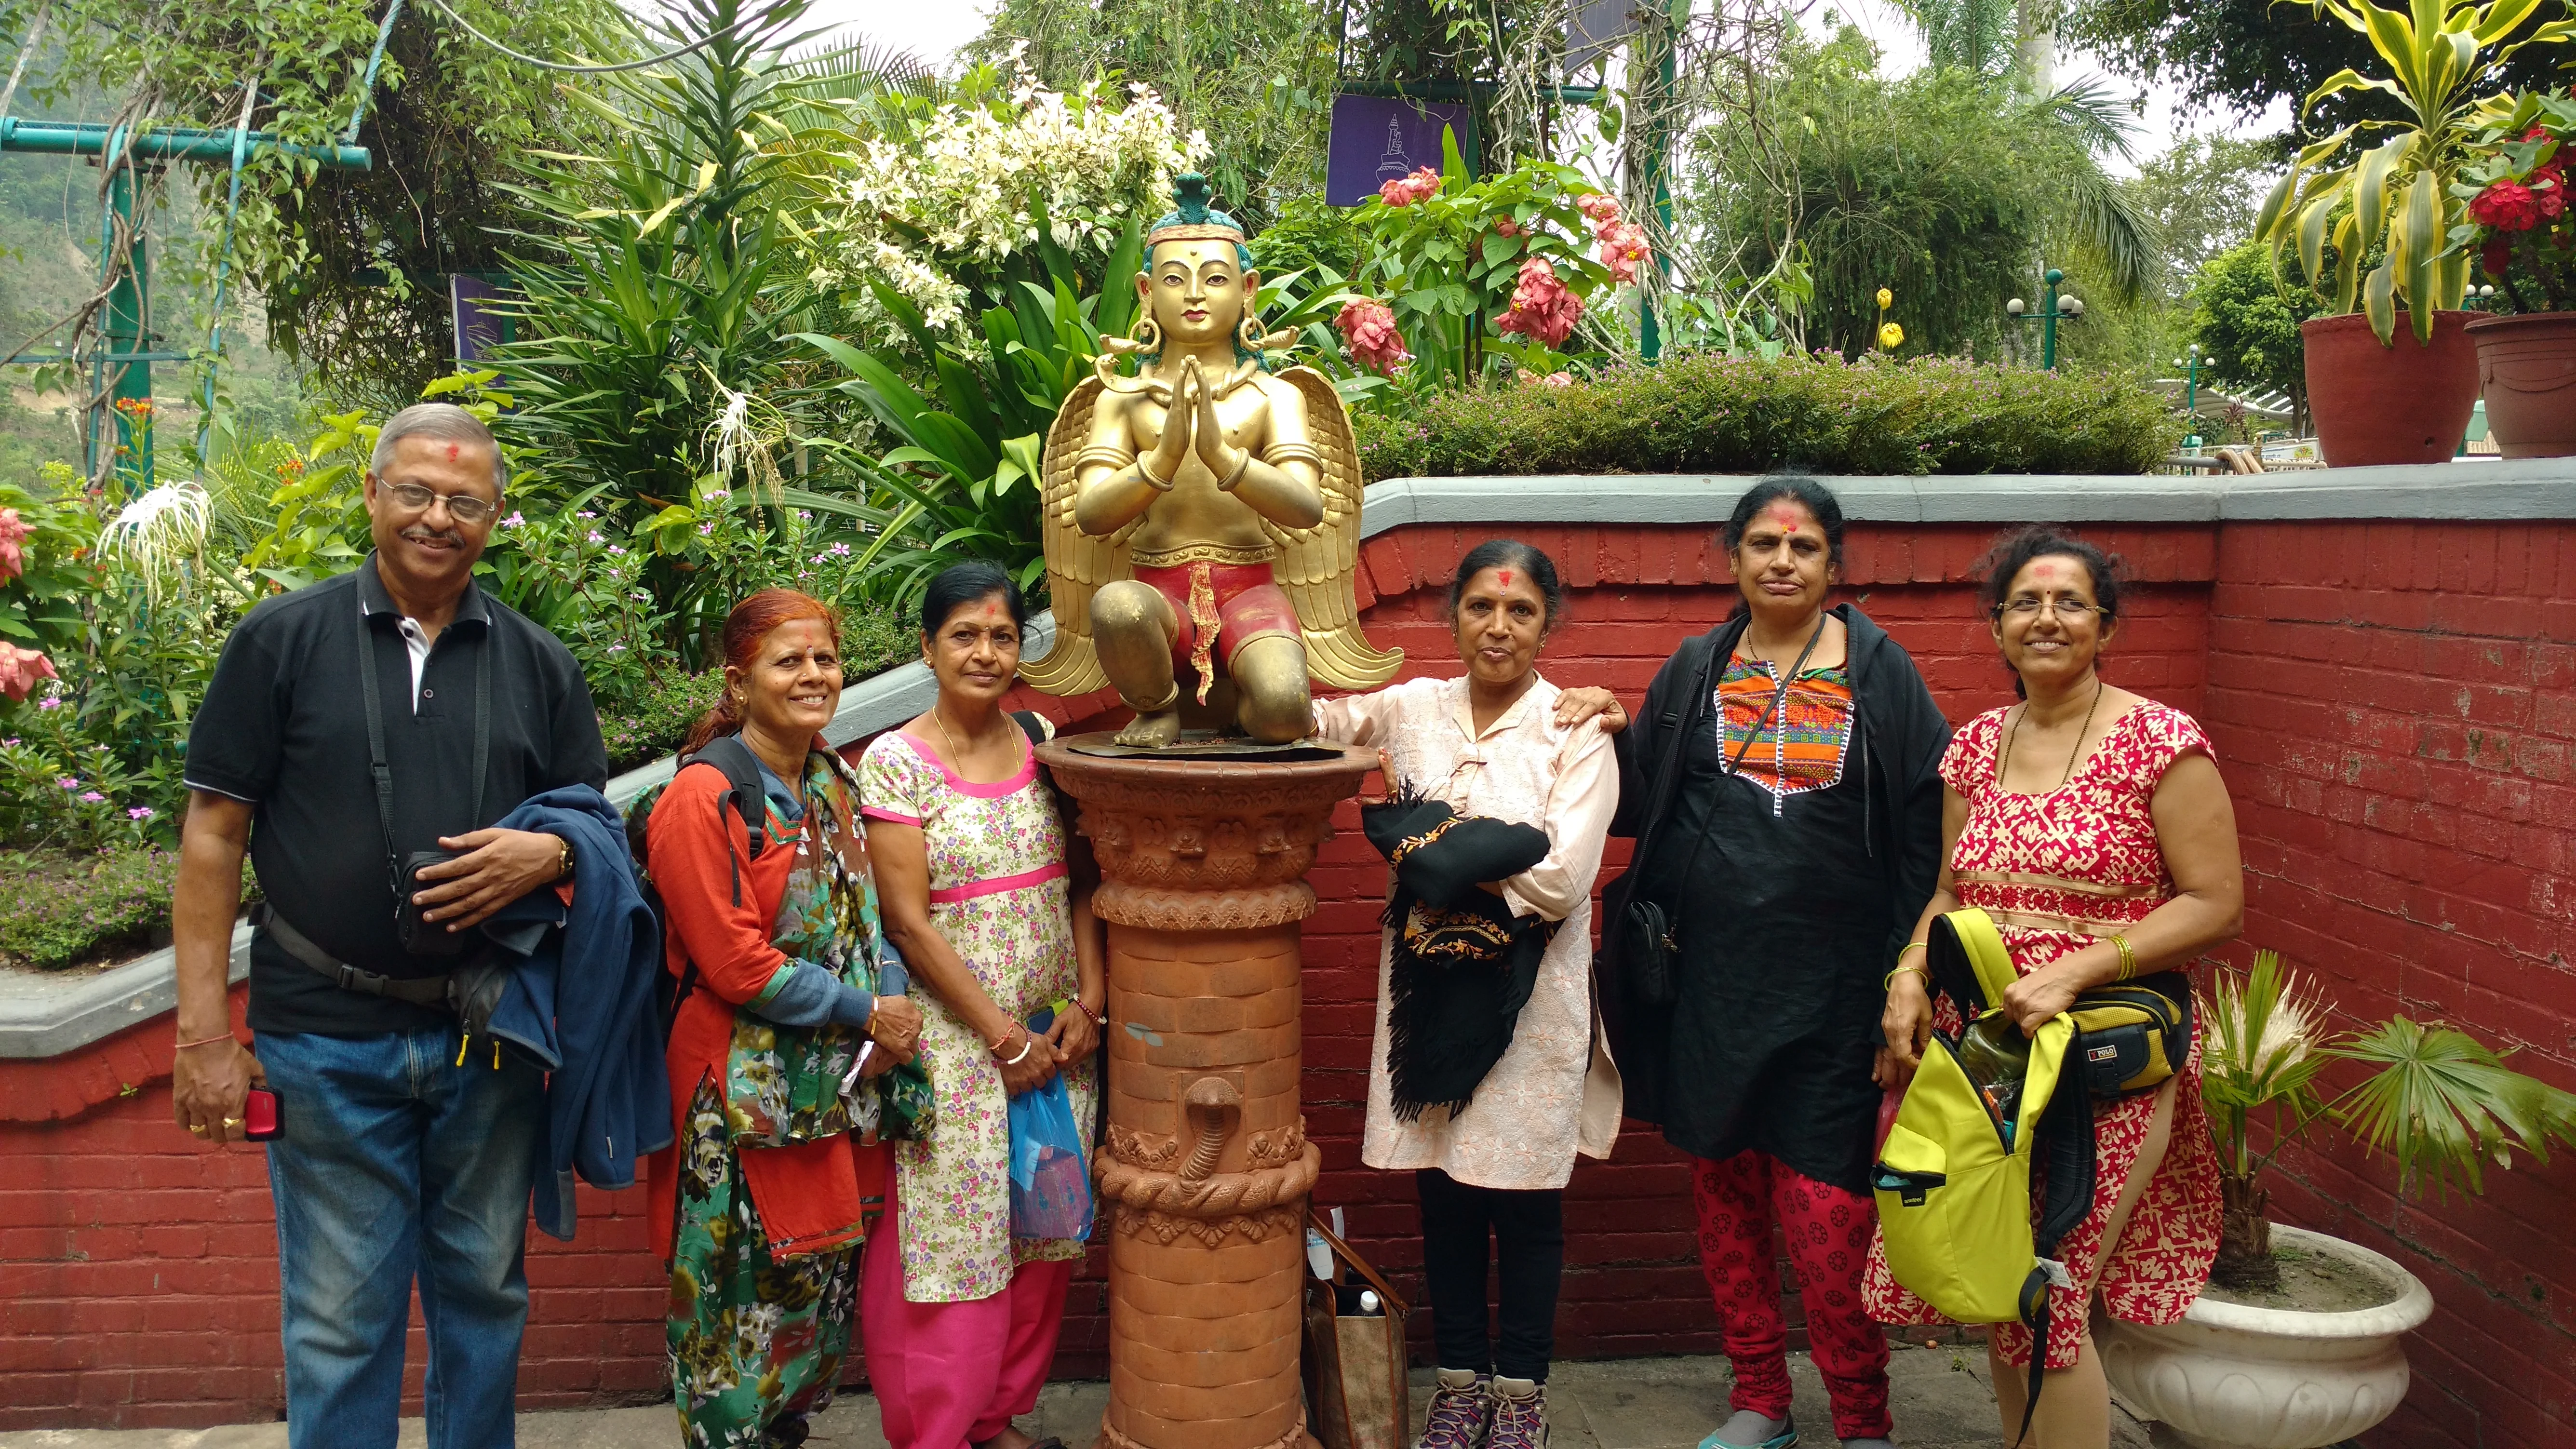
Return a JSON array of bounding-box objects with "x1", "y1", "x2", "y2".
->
[{"x1": 797, "y1": 0, "x2": 2289, "y2": 176}]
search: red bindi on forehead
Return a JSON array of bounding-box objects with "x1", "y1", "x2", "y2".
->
[
  {"x1": 1497, "y1": 569, "x2": 1514, "y2": 588},
  {"x1": 446, "y1": 443, "x2": 459, "y2": 461},
  {"x1": 1767, "y1": 503, "x2": 1802, "y2": 532}
]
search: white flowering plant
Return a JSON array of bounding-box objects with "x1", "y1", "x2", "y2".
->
[{"x1": 819, "y1": 62, "x2": 1208, "y2": 343}]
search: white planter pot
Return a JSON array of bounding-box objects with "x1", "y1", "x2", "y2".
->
[{"x1": 2096, "y1": 1225, "x2": 2434, "y2": 1449}]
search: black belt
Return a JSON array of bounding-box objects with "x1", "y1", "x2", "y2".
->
[{"x1": 254, "y1": 902, "x2": 453, "y2": 1008}]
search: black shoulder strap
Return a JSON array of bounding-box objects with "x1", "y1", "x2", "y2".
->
[
  {"x1": 686, "y1": 735, "x2": 771, "y2": 857},
  {"x1": 1010, "y1": 710, "x2": 1050, "y2": 749},
  {"x1": 355, "y1": 608, "x2": 491, "y2": 891}
]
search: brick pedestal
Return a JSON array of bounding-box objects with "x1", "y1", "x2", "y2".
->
[{"x1": 1036, "y1": 738, "x2": 1374, "y2": 1449}]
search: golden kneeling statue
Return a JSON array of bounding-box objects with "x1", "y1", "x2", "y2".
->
[{"x1": 1020, "y1": 174, "x2": 1399, "y2": 745}]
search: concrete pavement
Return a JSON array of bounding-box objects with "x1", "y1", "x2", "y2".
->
[{"x1": 0, "y1": 1346, "x2": 2155, "y2": 1448}]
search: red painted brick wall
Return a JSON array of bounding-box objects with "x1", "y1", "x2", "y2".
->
[
  {"x1": 4, "y1": 516, "x2": 2567, "y2": 1447},
  {"x1": 2195, "y1": 522, "x2": 2576, "y2": 1449}
]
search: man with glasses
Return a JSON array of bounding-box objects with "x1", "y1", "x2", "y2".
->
[{"x1": 168, "y1": 402, "x2": 609, "y2": 1448}]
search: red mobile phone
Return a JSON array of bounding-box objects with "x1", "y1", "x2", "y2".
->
[{"x1": 243, "y1": 1087, "x2": 284, "y2": 1142}]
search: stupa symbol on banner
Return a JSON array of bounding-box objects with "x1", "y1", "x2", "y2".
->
[{"x1": 1376, "y1": 118, "x2": 1412, "y2": 182}]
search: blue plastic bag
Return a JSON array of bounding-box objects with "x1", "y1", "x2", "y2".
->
[{"x1": 1007, "y1": 1009, "x2": 1095, "y2": 1241}]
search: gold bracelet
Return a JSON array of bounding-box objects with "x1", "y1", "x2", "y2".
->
[
  {"x1": 1137, "y1": 454, "x2": 1174, "y2": 491},
  {"x1": 2111, "y1": 934, "x2": 2137, "y2": 981},
  {"x1": 553, "y1": 836, "x2": 575, "y2": 883},
  {"x1": 1885, "y1": 963, "x2": 1930, "y2": 990},
  {"x1": 1218, "y1": 447, "x2": 1253, "y2": 491},
  {"x1": 174, "y1": 1033, "x2": 237, "y2": 1051}
]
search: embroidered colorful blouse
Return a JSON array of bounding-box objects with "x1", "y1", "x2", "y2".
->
[{"x1": 1716, "y1": 657, "x2": 1856, "y2": 815}]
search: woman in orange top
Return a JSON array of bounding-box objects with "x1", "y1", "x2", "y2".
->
[{"x1": 644, "y1": 589, "x2": 926, "y2": 1449}]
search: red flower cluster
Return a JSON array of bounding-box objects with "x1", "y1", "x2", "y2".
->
[
  {"x1": 1494, "y1": 256, "x2": 1583, "y2": 348},
  {"x1": 1492, "y1": 215, "x2": 1520, "y2": 238},
  {"x1": 1335, "y1": 297, "x2": 1412, "y2": 376},
  {"x1": 1575, "y1": 193, "x2": 1621, "y2": 226},
  {"x1": 1378, "y1": 167, "x2": 1440, "y2": 207},
  {"x1": 0, "y1": 506, "x2": 26, "y2": 581},
  {"x1": 1597, "y1": 221, "x2": 1651, "y2": 284},
  {"x1": 2471, "y1": 124, "x2": 2568, "y2": 237}
]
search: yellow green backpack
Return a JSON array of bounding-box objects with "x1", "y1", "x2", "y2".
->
[{"x1": 1873, "y1": 907, "x2": 2197, "y2": 1435}]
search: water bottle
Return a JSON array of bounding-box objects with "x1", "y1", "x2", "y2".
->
[{"x1": 1357, "y1": 1290, "x2": 1382, "y2": 1316}]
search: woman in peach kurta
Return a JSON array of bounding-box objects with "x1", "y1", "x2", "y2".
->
[{"x1": 1312, "y1": 541, "x2": 1620, "y2": 1449}]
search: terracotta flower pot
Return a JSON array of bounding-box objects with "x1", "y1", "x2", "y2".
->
[
  {"x1": 2465, "y1": 311, "x2": 2576, "y2": 458},
  {"x1": 2300, "y1": 311, "x2": 2481, "y2": 466}
]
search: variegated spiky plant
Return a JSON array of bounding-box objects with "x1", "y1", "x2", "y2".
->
[
  {"x1": 2254, "y1": 0, "x2": 2574, "y2": 346},
  {"x1": 2199, "y1": 949, "x2": 2576, "y2": 1289}
]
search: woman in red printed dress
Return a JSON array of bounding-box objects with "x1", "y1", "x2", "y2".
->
[{"x1": 1867, "y1": 527, "x2": 2240, "y2": 1449}]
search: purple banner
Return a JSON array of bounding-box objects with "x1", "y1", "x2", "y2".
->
[
  {"x1": 1326, "y1": 93, "x2": 1475, "y2": 207},
  {"x1": 450, "y1": 274, "x2": 512, "y2": 363}
]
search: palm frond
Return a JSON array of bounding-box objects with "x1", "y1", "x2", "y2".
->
[
  {"x1": 2031, "y1": 76, "x2": 2144, "y2": 164},
  {"x1": 778, "y1": 38, "x2": 939, "y2": 103},
  {"x1": 1901, "y1": 0, "x2": 2019, "y2": 76},
  {"x1": 2331, "y1": 1017, "x2": 2576, "y2": 1196},
  {"x1": 2054, "y1": 163, "x2": 2162, "y2": 303}
]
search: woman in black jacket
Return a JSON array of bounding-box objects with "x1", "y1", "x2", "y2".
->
[{"x1": 1562, "y1": 477, "x2": 1948, "y2": 1449}]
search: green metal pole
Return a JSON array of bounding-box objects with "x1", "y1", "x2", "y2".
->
[
  {"x1": 1637, "y1": 0, "x2": 1682, "y2": 362},
  {"x1": 94, "y1": 140, "x2": 149, "y2": 487},
  {"x1": 2040, "y1": 267, "x2": 2063, "y2": 372}
]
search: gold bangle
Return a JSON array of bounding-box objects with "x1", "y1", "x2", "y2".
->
[
  {"x1": 1885, "y1": 963, "x2": 1930, "y2": 990},
  {"x1": 1217, "y1": 447, "x2": 1253, "y2": 491},
  {"x1": 1137, "y1": 454, "x2": 1174, "y2": 491},
  {"x1": 2111, "y1": 934, "x2": 2137, "y2": 981}
]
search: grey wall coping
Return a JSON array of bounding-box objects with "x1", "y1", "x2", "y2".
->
[
  {"x1": 19, "y1": 458, "x2": 2575, "y2": 1060},
  {"x1": 0, "y1": 921, "x2": 251, "y2": 1060}
]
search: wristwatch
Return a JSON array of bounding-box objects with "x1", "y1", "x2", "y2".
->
[{"x1": 553, "y1": 835, "x2": 575, "y2": 883}]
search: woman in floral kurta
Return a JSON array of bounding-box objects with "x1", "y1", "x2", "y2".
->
[
  {"x1": 1869, "y1": 529, "x2": 2237, "y2": 1449},
  {"x1": 860, "y1": 564, "x2": 1103, "y2": 1449},
  {"x1": 1314, "y1": 541, "x2": 1621, "y2": 1449}
]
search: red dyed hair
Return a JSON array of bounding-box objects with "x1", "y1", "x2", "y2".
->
[{"x1": 681, "y1": 588, "x2": 841, "y2": 754}]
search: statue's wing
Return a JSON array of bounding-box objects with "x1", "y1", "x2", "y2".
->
[
  {"x1": 1019, "y1": 377, "x2": 1125, "y2": 695},
  {"x1": 1263, "y1": 367, "x2": 1403, "y2": 692}
]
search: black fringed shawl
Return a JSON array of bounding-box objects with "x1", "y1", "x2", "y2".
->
[{"x1": 1361, "y1": 784, "x2": 1559, "y2": 1121}]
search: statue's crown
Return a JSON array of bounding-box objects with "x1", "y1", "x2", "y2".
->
[{"x1": 1146, "y1": 173, "x2": 1247, "y2": 247}]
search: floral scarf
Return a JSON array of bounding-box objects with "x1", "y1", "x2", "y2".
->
[{"x1": 720, "y1": 748, "x2": 932, "y2": 1147}]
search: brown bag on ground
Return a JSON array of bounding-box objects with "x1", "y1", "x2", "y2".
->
[{"x1": 1301, "y1": 1210, "x2": 1412, "y2": 1449}]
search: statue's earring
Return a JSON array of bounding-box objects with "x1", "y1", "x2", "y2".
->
[
  {"x1": 1237, "y1": 312, "x2": 1268, "y2": 355},
  {"x1": 1130, "y1": 315, "x2": 1161, "y2": 353}
]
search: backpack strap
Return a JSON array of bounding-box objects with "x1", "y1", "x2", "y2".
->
[
  {"x1": 1010, "y1": 710, "x2": 1051, "y2": 749},
  {"x1": 1925, "y1": 907, "x2": 2017, "y2": 1017},
  {"x1": 655, "y1": 734, "x2": 778, "y2": 1036},
  {"x1": 2013, "y1": 1038, "x2": 2100, "y2": 1447}
]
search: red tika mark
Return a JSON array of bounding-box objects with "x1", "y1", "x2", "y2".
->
[
  {"x1": 1497, "y1": 569, "x2": 1514, "y2": 588},
  {"x1": 447, "y1": 443, "x2": 460, "y2": 460}
]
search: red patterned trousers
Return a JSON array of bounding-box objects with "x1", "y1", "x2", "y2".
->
[{"x1": 1693, "y1": 1151, "x2": 1892, "y2": 1440}]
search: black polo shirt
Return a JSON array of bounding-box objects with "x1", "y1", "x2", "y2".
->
[{"x1": 185, "y1": 556, "x2": 609, "y2": 1035}]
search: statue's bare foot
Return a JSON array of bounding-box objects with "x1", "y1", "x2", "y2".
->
[{"x1": 1115, "y1": 708, "x2": 1183, "y2": 748}]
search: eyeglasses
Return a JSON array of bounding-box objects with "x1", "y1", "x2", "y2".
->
[
  {"x1": 383, "y1": 481, "x2": 497, "y2": 527},
  {"x1": 1995, "y1": 596, "x2": 2109, "y2": 621}
]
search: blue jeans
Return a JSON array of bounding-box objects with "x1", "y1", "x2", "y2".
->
[{"x1": 256, "y1": 1027, "x2": 544, "y2": 1449}]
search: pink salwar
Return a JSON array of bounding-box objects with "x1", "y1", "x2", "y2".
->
[{"x1": 863, "y1": 1190, "x2": 1075, "y2": 1449}]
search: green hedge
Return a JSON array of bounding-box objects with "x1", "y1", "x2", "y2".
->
[{"x1": 1354, "y1": 352, "x2": 2180, "y2": 480}]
